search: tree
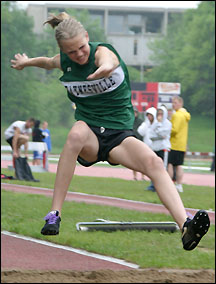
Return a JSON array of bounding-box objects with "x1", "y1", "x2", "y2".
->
[
  {"x1": 1, "y1": 1, "x2": 44, "y2": 122},
  {"x1": 145, "y1": 1, "x2": 215, "y2": 117},
  {"x1": 176, "y1": 1, "x2": 215, "y2": 116}
]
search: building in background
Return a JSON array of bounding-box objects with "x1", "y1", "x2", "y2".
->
[{"x1": 27, "y1": 3, "x2": 186, "y2": 81}]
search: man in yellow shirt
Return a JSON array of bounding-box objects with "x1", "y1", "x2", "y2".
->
[{"x1": 168, "y1": 96, "x2": 191, "y2": 192}]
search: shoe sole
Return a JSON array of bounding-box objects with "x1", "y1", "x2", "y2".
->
[
  {"x1": 183, "y1": 210, "x2": 210, "y2": 250},
  {"x1": 41, "y1": 224, "x2": 60, "y2": 236},
  {"x1": 41, "y1": 230, "x2": 59, "y2": 235}
]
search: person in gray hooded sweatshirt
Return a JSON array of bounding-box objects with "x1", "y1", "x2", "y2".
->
[
  {"x1": 137, "y1": 107, "x2": 157, "y2": 149},
  {"x1": 145, "y1": 105, "x2": 172, "y2": 191}
]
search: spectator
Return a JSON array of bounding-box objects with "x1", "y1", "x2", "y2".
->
[
  {"x1": 41, "y1": 121, "x2": 52, "y2": 152},
  {"x1": 132, "y1": 106, "x2": 145, "y2": 180},
  {"x1": 168, "y1": 96, "x2": 191, "y2": 192},
  {"x1": 11, "y1": 12, "x2": 210, "y2": 251},
  {"x1": 137, "y1": 107, "x2": 157, "y2": 149},
  {"x1": 137, "y1": 107, "x2": 156, "y2": 186},
  {"x1": 32, "y1": 120, "x2": 45, "y2": 165},
  {"x1": 4, "y1": 118, "x2": 35, "y2": 159},
  {"x1": 146, "y1": 105, "x2": 172, "y2": 191}
]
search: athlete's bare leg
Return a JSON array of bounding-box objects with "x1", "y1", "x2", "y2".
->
[
  {"x1": 51, "y1": 121, "x2": 99, "y2": 215},
  {"x1": 109, "y1": 137, "x2": 188, "y2": 229}
]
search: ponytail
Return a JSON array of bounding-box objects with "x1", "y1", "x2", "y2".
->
[
  {"x1": 43, "y1": 12, "x2": 86, "y2": 47},
  {"x1": 43, "y1": 12, "x2": 70, "y2": 28}
]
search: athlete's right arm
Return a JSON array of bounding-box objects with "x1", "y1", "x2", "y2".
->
[{"x1": 11, "y1": 53, "x2": 61, "y2": 70}]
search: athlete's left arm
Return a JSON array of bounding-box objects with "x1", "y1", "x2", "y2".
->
[{"x1": 87, "y1": 46, "x2": 119, "y2": 80}]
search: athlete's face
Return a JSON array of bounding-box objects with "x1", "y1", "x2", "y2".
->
[{"x1": 60, "y1": 32, "x2": 90, "y2": 65}]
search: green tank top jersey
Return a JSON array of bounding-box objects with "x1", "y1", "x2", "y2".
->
[{"x1": 59, "y1": 42, "x2": 134, "y2": 129}]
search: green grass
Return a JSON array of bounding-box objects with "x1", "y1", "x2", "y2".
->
[
  {"x1": 1, "y1": 169, "x2": 215, "y2": 210},
  {"x1": 184, "y1": 159, "x2": 212, "y2": 168},
  {"x1": 187, "y1": 115, "x2": 215, "y2": 152},
  {"x1": 1, "y1": 189, "x2": 215, "y2": 269}
]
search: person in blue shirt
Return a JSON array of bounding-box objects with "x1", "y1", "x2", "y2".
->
[{"x1": 41, "y1": 121, "x2": 52, "y2": 152}]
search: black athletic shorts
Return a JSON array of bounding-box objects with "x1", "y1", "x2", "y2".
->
[
  {"x1": 77, "y1": 125, "x2": 136, "y2": 167},
  {"x1": 155, "y1": 150, "x2": 164, "y2": 160},
  {"x1": 6, "y1": 137, "x2": 13, "y2": 148},
  {"x1": 168, "y1": 149, "x2": 185, "y2": 166}
]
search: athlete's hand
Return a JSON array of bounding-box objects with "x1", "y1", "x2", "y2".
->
[
  {"x1": 87, "y1": 46, "x2": 119, "y2": 80},
  {"x1": 87, "y1": 64, "x2": 114, "y2": 80},
  {"x1": 11, "y1": 53, "x2": 29, "y2": 70}
]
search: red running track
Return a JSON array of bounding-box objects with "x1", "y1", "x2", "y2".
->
[{"x1": 1, "y1": 232, "x2": 137, "y2": 271}]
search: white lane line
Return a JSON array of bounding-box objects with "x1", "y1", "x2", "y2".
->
[{"x1": 1, "y1": 230, "x2": 139, "y2": 269}]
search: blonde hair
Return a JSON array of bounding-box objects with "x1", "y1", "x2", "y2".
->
[
  {"x1": 172, "y1": 96, "x2": 184, "y2": 106},
  {"x1": 44, "y1": 12, "x2": 86, "y2": 46}
]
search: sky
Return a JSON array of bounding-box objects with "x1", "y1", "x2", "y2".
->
[{"x1": 17, "y1": 1, "x2": 201, "y2": 10}]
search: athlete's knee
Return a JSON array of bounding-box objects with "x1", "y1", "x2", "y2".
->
[
  {"x1": 66, "y1": 128, "x2": 87, "y2": 152},
  {"x1": 67, "y1": 130, "x2": 84, "y2": 147},
  {"x1": 17, "y1": 135, "x2": 29, "y2": 147},
  {"x1": 147, "y1": 153, "x2": 164, "y2": 172}
]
